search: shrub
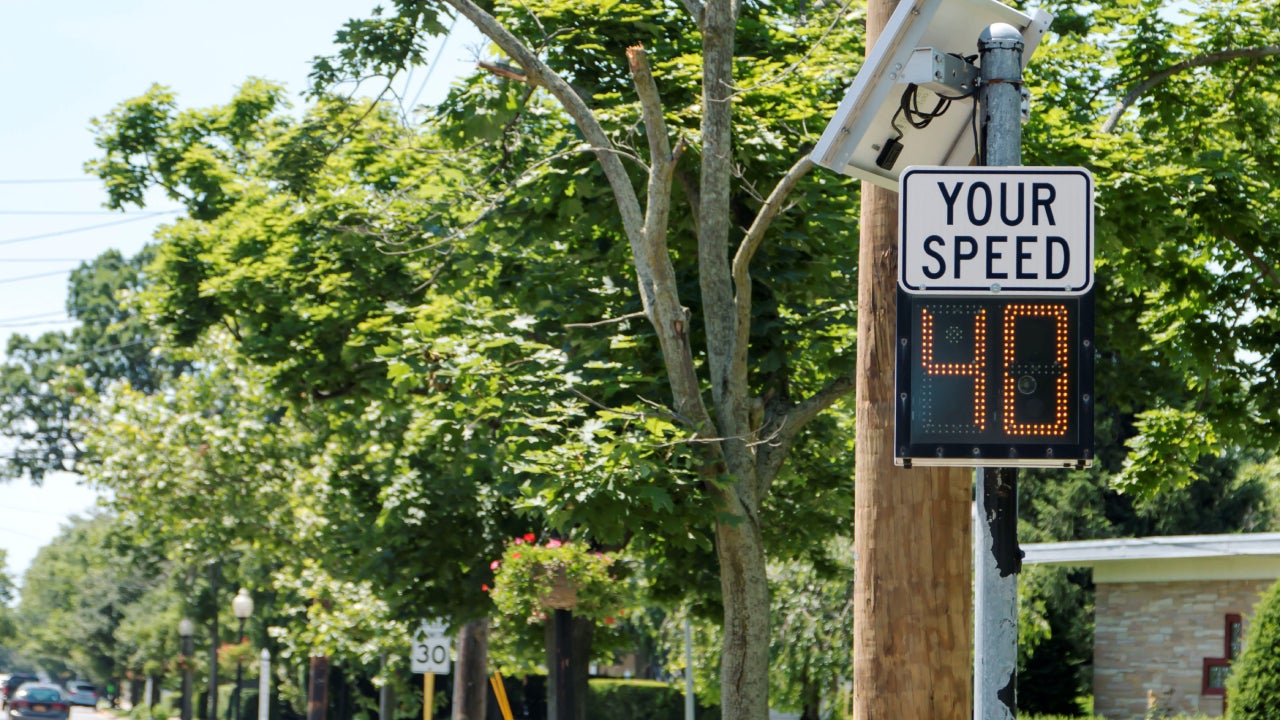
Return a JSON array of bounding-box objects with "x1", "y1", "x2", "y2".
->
[
  {"x1": 586, "y1": 679, "x2": 718, "y2": 720},
  {"x1": 1226, "y1": 578, "x2": 1280, "y2": 718}
]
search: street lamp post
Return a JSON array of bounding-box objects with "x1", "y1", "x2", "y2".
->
[
  {"x1": 231, "y1": 590, "x2": 254, "y2": 720},
  {"x1": 179, "y1": 618, "x2": 195, "y2": 720}
]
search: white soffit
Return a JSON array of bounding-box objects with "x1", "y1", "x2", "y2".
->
[{"x1": 1024, "y1": 533, "x2": 1280, "y2": 582}]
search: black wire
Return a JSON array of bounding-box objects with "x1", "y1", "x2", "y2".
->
[
  {"x1": 900, "y1": 84, "x2": 951, "y2": 130},
  {"x1": 888, "y1": 53, "x2": 983, "y2": 156},
  {"x1": 971, "y1": 93, "x2": 983, "y2": 166}
]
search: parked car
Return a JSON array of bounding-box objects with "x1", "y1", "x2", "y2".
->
[
  {"x1": 61, "y1": 683, "x2": 96, "y2": 708},
  {"x1": 0, "y1": 676, "x2": 38, "y2": 710},
  {"x1": 5, "y1": 683, "x2": 68, "y2": 720}
]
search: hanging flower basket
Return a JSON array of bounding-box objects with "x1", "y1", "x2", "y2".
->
[
  {"x1": 489, "y1": 535, "x2": 627, "y2": 625},
  {"x1": 537, "y1": 565, "x2": 579, "y2": 610}
]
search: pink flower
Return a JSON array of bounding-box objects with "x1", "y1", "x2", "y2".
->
[
  {"x1": 490, "y1": 560, "x2": 501, "y2": 570},
  {"x1": 513, "y1": 538, "x2": 524, "y2": 545},
  {"x1": 547, "y1": 539, "x2": 563, "y2": 548},
  {"x1": 481, "y1": 584, "x2": 490, "y2": 592}
]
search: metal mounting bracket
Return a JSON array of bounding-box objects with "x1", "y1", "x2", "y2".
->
[{"x1": 902, "y1": 47, "x2": 980, "y2": 97}]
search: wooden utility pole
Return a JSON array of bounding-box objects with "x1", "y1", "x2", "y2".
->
[{"x1": 852, "y1": 1, "x2": 973, "y2": 717}]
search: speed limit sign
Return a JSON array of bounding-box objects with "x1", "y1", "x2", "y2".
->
[{"x1": 411, "y1": 621, "x2": 451, "y2": 674}]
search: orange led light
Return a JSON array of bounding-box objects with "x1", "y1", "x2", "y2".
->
[
  {"x1": 1001, "y1": 303, "x2": 1070, "y2": 437},
  {"x1": 920, "y1": 306, "x2": 987, "y2": 430}
]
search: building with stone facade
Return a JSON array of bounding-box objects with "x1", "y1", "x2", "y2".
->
[{"x1": 1023, "y1": 533, "x2": 1280, "y2": 719}]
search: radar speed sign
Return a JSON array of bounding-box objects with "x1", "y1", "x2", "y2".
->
[{"x1": 895, "y1": 166, "x2": 1096, "y2": 468}]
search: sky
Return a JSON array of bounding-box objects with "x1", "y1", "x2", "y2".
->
[{"x1": 0, "y1": 1, "x2": 482, "y2": 583}]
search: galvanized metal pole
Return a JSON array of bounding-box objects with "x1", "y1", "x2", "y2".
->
[
  {"x1": 683, "y1": 618, "x2": 695, "y2": 720},
  {"x1": 181, "y1": 632, "x2": 195, "y2": 720},
  {"x1": 259, "y1": 650, "x2": 271, "y2": 720},
  {"x1": 974, "y1": 22, "x2": 1025, "y2": 720},
  {"x1": 378, "y1": 656, "x2": 392, "y2": 720}
]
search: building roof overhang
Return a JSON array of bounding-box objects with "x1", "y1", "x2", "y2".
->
[{"x1": 1022, "y1": 533, "x2": 1280, "y2": 583}]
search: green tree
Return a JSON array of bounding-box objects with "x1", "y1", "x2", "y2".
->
[
  {"x1": 94, "y1": 0, "x2": 869, "y2": 713},
  {"x1": 15, "y1": 514, "x2": 159, "y2": 682},
  {"x1": 0, "y1": 249, "x2": 184, "y2": 482},
  {"x1": 1025, "y1": 0, "x2": 1280, "y2": 490},
  {"x1": 1226, "y1": 578, "x2": 1280, "y2": 718},
  {"x1": 81, "y1": 1, "x2": 1280, "y2": 717}
]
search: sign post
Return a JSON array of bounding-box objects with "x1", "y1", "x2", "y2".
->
[
  {"x1": 411, "y1": 621, "x2": 451, "y2": 720},
  {"x1": 895, "y1": 23, "x2": 1094, "y2": 720}
]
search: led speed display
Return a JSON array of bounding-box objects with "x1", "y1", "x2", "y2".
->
[{"x1": 895, "y1": 292, "x2": 1095, "y2": 467}]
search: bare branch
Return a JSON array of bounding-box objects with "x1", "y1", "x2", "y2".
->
[
  {"x1": 699, "y1": 0, "x2": 746, "y2": 449},
  {"x1": 1101, "y1": 46, "x2": 1280, "y2": 134},
  {"x1": 680, "y1": 0, "x2": 706, "y2": 28},
  {"x1": 729, "y1": 155, "x2": 816, "y2": 388},
  {"x1": 564, "y1": 311, "x2": 648, "y2": 329},
  {"x1": 728, "y1": 0, "x2": 861, "y2": 99},
  {"x1": 627, "y1": 44, "x2": 679, "y2": 309},
  {"x1": 566, "y1": 386, "x2": 649, "y2": 418},
  {"x1": 444, "y1": 0, "x2": 646, "y2": 243},
  {"x1": 478, "y1": 60, "x2": 531, "y2": 84},
  {"x1": 445, "y1": 0, "x2": 718, "y2": 447}
]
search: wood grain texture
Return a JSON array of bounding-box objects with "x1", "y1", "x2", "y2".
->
[{"x1": 852, "y1": 147, "x2": 973, "y2": 717}]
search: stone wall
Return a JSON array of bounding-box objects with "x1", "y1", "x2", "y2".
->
[{"x1": 1093, "y1": 579, "x2": 1270, "y2": 719}]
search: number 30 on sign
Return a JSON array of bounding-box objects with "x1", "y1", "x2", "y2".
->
[{"x1": 894, "y1": 291, "x2": 1094, "y2": 468}]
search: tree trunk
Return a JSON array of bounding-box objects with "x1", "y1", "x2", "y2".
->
[
  {"x1": 572, "y1": 616, "x2": 593, "y2": 720},
  {"x1": 716, "y1": 508, "x2": 770, "y2": 720},
  {"x1": 307, "y1": 656, "x2": 330, "y2": 720},
  {"x1": 851, "y1": 141, "x2": 972, "y2": 717},
  {"x1": 452, "y1": 620, "x2": 489, "y2": 720},
  {"x1": 544, "y1": 613, "x2": 593, "y2": 720},
  {"x1": 800, "y1": 670, "x2": 820, "y2": 720}
]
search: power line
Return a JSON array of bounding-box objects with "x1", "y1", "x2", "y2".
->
[
  {"x1": 0, "y1": 178, "x2": 97, "y2": 185},
  {"x1": 408, "y1": 17, "x2": 460, "y2": 110},
  {"x1": 0, "y1": 269, "x2": 72, "y2": 285},
  {"x1": 0, "y1": 210, "x2": 168, "y2": 216},
  {"x1": 56, "y1": 339, "x2": 149, "y2": 362},
  {"x1": 0, "y1": 311, "x2": 68, "y2": 323},
  {"x1": 0, "y1": 211, "x2": 179, "y2": 247},
  {"x1": 0, "y1": 319, "x2": 75, "y2": 329}
]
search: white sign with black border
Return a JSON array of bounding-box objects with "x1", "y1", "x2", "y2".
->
[
  {"x1": 900, "y1": 167, "x2": 1094, "y2": 295},
  {"x1": 411, "y1": 620, "x2": 451, "y2": 674}
]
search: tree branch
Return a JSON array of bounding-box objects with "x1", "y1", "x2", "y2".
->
[
  {"x1": 1101, "y1": 46, "x2": 1280, "y2": 134},
  {"x1": 730, "y1": 155, "x2": 815, "y2": 386},
  {"x1": 627, "y1": 44, "x2": 679, "y2": 324},
  {"x1": 680, "y1": 0, "x2": 705, "y2": 28},
  {"x1": 444, "y1": 0, "x2": 719, "y2": 449},
  {"x1": 1223, "y1": 232, "x2": 1280, "y2": 292},
  {"x1": 758, "y1": 371, "x2": 856, "y2": 487},
  {"x1": 698, "y1": 0, "x2": 749, "y2": 474},
  {"x1": 564, "y1": 310, "x2": 648, "y2": 329}
]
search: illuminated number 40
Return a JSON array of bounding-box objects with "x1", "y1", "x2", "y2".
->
[{"x1": 920, "y1": 303, "x2": 1071, "y2": 436}]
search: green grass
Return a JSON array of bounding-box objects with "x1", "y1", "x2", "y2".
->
[{"x1": 1024, "y1": 716, "x2": 1214, "y2": 720}]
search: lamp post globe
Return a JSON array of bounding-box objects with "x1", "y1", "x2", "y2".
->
[
  {"x1": 231, "y1": 590, "x2": 254, "y2": 720},
  {"x1": 233, "y1": 589, "x2": 254, "y2": 623}
]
